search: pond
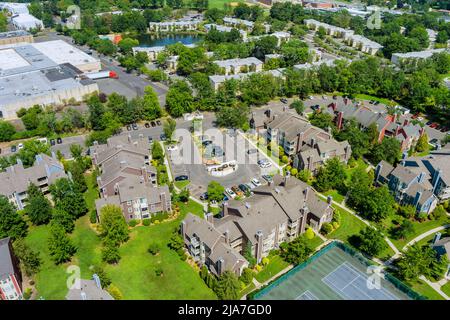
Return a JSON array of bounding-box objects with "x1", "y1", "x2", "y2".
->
[{"x1": 137, "y1": 34, "x2": 204, "y2": 47}]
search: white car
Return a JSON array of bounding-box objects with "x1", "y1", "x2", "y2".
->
[
  {"x1": 167, "y1": 145, "x2": 178, "y2": 151},
  {"x1": 309, "y1": 96, "x2": 314, "y2": 100},
  {"x1": 225, "y1": 188, "x2": 237, "y2": 199},
  {"x1": 18, "y1": 143, "x2": 24, "y2": 150},
  {"x1": 259, "y1": 162, "x2": 272, "y2": 169},
  {"x1": 251, "y1": 178, "x2": 262, "y2": 187}
]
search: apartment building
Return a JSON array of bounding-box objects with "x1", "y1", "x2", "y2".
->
[
  {"x1": 149, "y1": 19, "x2": 202, "y2": 32},
  {"x1": 0, "y1": 238, "x2": 22, "y2": 300},
  {"x1": 391, "y1": 48, "x2": 449, "y2": 65},
  {"x1": 0, "y1": 153, "x2": 67, "y2": 210},
  {"x1": 265, "y1": 113, "x2": 351, "y2": 173},
  {"x1": 213, "y1": 57, "x2": 263, "y2": 75},
  {"x1": 209, "y1": 68, "x2": 285, "y2": 91},
  {"x1": 374, "y1": 151, "x2": 450, "y2": 214},
  {"x1": 181, "y1": 175, "x2": 334, "y2": 276},
  {"x1": 92, "y1": 135, "x2": 171, "y2": 222},
  {"x1": 204, "y1": 24, "x2": 248, "y2": 40}
]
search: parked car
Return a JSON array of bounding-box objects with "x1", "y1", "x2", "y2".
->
[
  {"x1": 148, "y1": 136, "x2": 153, "y2": 143},
  {"x1": 156, "y1": 120, "x2": 162, "y2": 126},
  {"x1": 426, "y1": 120, "x2": 433, "y2": 126},
  {"x1": 280, "y1": 98, "x2": 288, "y2": 104},
  {"x1": 231, "y1": 186, "x2": 243, "y2": 197},
  {"x1": 199, "y1": 192, "x2": 208, "y2": 201},
  {"x1": 251, "y1": 178, "x2": 262, "y2": 187},
  {"x1": 167, "y1": 145, "x2": 178, "y2": 151},
  {"x1": 126, "y1": 125, "x2": 132, "y2": 131},
  {"x1": 151, "y1": 121, "x2": 156, "y2": 127},
  {"x1": 11, "y1": 145, "x2": 16, "y2": 153},
  {"x1": 223, "y1": 195, "x2": 229, "y2": 201},
  {"x1": 144, "y1": 122, "x2": 150, "y2": 128},
  {"x1": 50, "y1": 139, "x2": 56, "y2": 146},
  {"x1": 56, "y1": 137, "x2": 62, "y2": 144},
  {"x1": 202, "y1": 140, "x2": 213, "y2": 147},
  {"x1": 225, "y1": 188, "x2": 237, "y2": 199},
  {"x1": 260, "y1": 162, "x2": 272, "y2": 169},
  {"x1": 440, "y1": 126, "x2": 448, "y2": 133},
  {"x1": 262, "y1": 175, "x2": 273, "y2": 183},
  {"x1": 430, "y1": 123, "x2": 439, "y2": 128},
  {"x1": 238, "y1": 184, "x2": 250, "y2": 193},
  {"x1": 247, "y1": 149, "x2": 258, "y2": 155},
  {"x1": 311, "y1": 105, "x2": 320, "y2": 112},
  {"x1": 132, "y1": 123, "x2": 138, "y2": 130},
  {"x1": 160, "y1": 133, "x2": 167, "y2": 141},
  {"x1": 175, "y1": 175, "x2": 188, "y2": 181},
  {"x1": 18, "y1": 143, "x2": 24, "y2": 150}
]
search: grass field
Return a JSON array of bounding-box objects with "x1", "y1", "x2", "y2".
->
[
  {"x1": 25, "y1": 174, "x2": 216, "y2": 300},
  {"x1": 208, "y1": 0, "x2": 243, "y2": 9},
  {"x1": 411, "y1": 279, "x2": 445, "y2": 300},
  {"x1": 174, "y1": 180, "x2": 190, "y2": 190},
  {"x1": 254, "y1": 254, "x2": 289, "y2": 283},
  {"x1": 441, "y1": 281, "x2": 450, "y2": 297},
  {"x1": 388, "y1": 215, "x2": 449, "y2": 251}
]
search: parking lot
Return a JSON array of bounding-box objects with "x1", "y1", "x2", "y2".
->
[{"x1": 168, "y1": 128, "x2": 279, "y2": 199}]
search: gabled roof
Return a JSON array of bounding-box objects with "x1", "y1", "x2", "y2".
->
[{"x1": 0, "y1": 238, "x2": 15, "y2": 279}]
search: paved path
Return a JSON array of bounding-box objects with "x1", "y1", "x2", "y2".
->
[
  {"x1": 419, "y1": 275, "x2": 450, "y2": 300},
  {"x1": 402, "y1": 224, "x2": 450, "y2": 251}
]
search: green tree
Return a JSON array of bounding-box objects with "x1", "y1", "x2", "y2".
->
[
  {"x1": 118, "y1": 38, "x2": 139, "y2": 54},
  {"x1": 151, "y1": 141, "x2": 165, "y2": 164},
  {"x1": 142, "y1": 86, "x2": 162, "y2": 120},
  {"x1": 207, "y1": 181, "x2": 225, "y2": 202},
  {"x1": 290, "y1": 100, "x2": 304, "y2": 115},
  {"x1": 361, "y1": 186, "x2": 396, "y2": 222},
  {"x1": 51, "y1": 208, "x2": 75, "y2": 233},
  {"x1": 0, "y1": 121, "x2": 16, "y2": 142},
  {"x1": 99, "y1": 205, "x2": 129, "y2": 246},
  {"x1": 163, "y1": 118, "x2": 177, "y2": 142},
  {"x1": 13, "y1": 239, "x2": 41, "y2": 276},
  {"x1": 239, "y1": 268, "x2": 254, "y2": 285},
  {"x1": 314, "y1": 157, "x2": 346, "y2": 192},
  {"x1": 279, "y1": 236, "x2": 312, "y2": 265},
  {"x1": 393, "y1": 219, "x2": 415, "y2": 240},
  {"x1": 91, "y1": 265, "x2": 111, "y2": 288},
  {"x1": 50, "y1": 178, "x2": 88, "y2": 219},
  {"x1": 369, "y1": 137, "x2": 401, "y2": 165},
  {"x1": 309, "y1": 112, "x2": 334, "y2": 131},
  {"x1": 242, "y1": 242, "x2": 256, "y2": 268},
  {"x1": 24, "y1": 184, "x2": 53, "y2": 225},
  {"x1": 101, "y1": 240, "x2": 121, "y2": 264},
  {"x1": 0, "y1": 196, "x2": 28, "y2": 240},
  {"x1": 87, "y1": 95, "x2": 106, "y2": 131},
  {"x1": 357, "y1": 227, "x2": 387, "y2": 257},
  {"x1": 165, "y1": 81, "x2": 194, "y2": 117},
  {"x1": 215, "y1": 271, "x2": 241, "y2": 300},
  {"x1": 415, "y1": 132, "x2": 429, "y2": 153},
  {"x1": 48, "y1": 223, "x2": 77, "y2": 264}
]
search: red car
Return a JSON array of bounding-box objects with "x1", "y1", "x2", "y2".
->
[
  {"x1": 430, "y1": 123, "x2": 439, "y2": 129},
  {"x1": 411, "y1": 114, "x2": 419, "y2": 119}
]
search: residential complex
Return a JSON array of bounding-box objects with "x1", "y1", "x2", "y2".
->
[
  {"x1": 209, "y1": 68, "x2": 285, "y2": 91},
  {"x1": 391, "y1": 48, "x2": 449, "y2": 65},
  {"x1": 92, "y1": 135, "x2": 171, "y2": 222},
  {"x1": 265, "y1": 113, "x2": 351, "y2": 174},
  {"x1": 213, "y1": 57, "x2": 263, "y2": 75},
  {"x1": 182, "y1": 175, "x2": 334, "y2": 276},
  {"x1": 0, "y1": 153, "x2": 67, "y2": 210},
  {"x1": 375, "y1": 150, "x2": 450, "y2": 214},
  {"x1": 149, "y1": 19, "x2": 203, "y2": 32},
  {"x1": 0, "y1": 30, "x2": 33, "y2": 46},
  {"x1": 0, "y1": 238, "x2": 22, "y2": 300},
  {"x1": 204, "y1": 24, "x2": 248, "y2": 40}
]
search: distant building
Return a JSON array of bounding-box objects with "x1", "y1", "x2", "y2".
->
[
  {"x1": 66, "y1": 275, "x2": 114, "y2": 300},
  {"x1": 391, "y1": 48, "x2": 449, "y2": 65},
  {"x1": 204, "y1": 24, "x2": 248, "y2": 40},
  {"x1": 91, "y1": 135, "x2": 171, "y2": 222},
  {"x1": 209, "y1": 68, "x2": 285, "y2": 91},
  {"x1": 133, "y1": 46, "x2": 165, "y2": 61},
  {"x1": 375, "y1": 151, "x2": 450, "y2": 213},
  {"x1": 213, "y1": 57, "x2": 263, "y2": 75},
  {"x1": 0, "y1": 238, "x2": 22, "y2": 300},
  {"x1": 0, "y1": 30, "x2": 33, "y2": 46},
  {"x1": 181, "y1": 175, "x2": 334, "y2": 276},
  {"x1": 149, "y1": 19, "x2": 202, "y2": 32},
  {"x1": 0, "y1": 2, "x2": 44, "y2": 31},
  {"x1": 0, "y1": 153, "x2": 67, "y2": 210}
]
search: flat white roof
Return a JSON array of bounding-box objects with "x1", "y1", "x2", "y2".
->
[
  {"x1": 0, "y1": 48, "x2": 30, "y2": 70},
  {"x1": 392, "y1": 48, "x2": 447, "y2": 59},
  {"x1": 213, "y1": 57, "x2": 263, "y2": 68},
  {"x1": 31, "y1": 40, "x2": 98, "y2": 66}
]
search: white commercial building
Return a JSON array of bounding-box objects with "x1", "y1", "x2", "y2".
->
[
  {"x1": 0, "y1": 42, "x2": 100, "y2": 120},
  {"x1": 0, "y1": 2, "x2": 44, "y2": 31},
  {"x1": 213, "y1": 57, "x2": 263, "y2": 75}
]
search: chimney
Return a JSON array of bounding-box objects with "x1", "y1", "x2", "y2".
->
[
  {"x1": 161, "y1": 192, "x2": 167, "y2": 211},
  {"x1": 310, "y1": 138, "x2": 316, "y2": 147},
  {"x1": 337, "y1": 111, "x2": 344, "y2": 130},
  {"x1": 222, "y1": 202, "x2": 229, "y2": 217},
  {"x1": 255, "y1": 231, "x2": 264, "y2": 264},
  {"x1": 307, "y1": 155, "x2": 313, "y2": 171},
  {"x1": 403, "y1": 119, "x2": 409, "y2": 126},
  {"x1": 284, "y1": 171, "x2": 290, "y2": 187},
  {"x1": 205, "y1": 212, "x2": 214, "y2": 224},
  {"x1": 433, "y1": 232, "x2": 442, "y2": 245},
  {"x1": 217, "y1": 258, "x2": 225, "y2": 275},
  {"x1": 224, "y1": 229, "x2": 230, "y2": 244},
  {"x1": 327, "y1": 195, "x2": 333, "y2": 205},
  {"x1": 297, "y1": 131, "x2": 305, "y2": 152}
]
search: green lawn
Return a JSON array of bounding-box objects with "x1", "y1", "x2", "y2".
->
[
  {"x1": 208, "y1": 0, "x2": 243, "y2": 9},
  {"x1": 410, "y1": 279, "x2": 445, "y2": 300},
  {"x1": 354, "y1": 93, "x2": 395, "y2": 106},
  {"x1": 387, "y1": 215, "x2": 449, "y2": 251},
  {"x1": 179, "y1": 199, "x2": 204, "y2": 218},
  {"x1": 323, "y1": 190, "x2": 345, "y2": 204},
  {"x1": 239, "y1": 282, "x2": 256, "y2": 298},
  {"x1": 441, "y1": 281, "x2": 450, "y2": 297},
  {"x1": 174, "y1": 180, "x2": 190, "y2": 190},
  {"x1": 329, "y1": 206, "x2": 366, "y2": 243},
  {"x1": 254, "y1": 254, "x2": 289, "y2": 284}
]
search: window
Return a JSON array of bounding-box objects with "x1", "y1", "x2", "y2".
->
[
  {"x1": 128, "y1": 207, "x2": 132, "y2": 213},
  {"x1": 127, "y1": 201, "x2": 132, "y2": 205}
]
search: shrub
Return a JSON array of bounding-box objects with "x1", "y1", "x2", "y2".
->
[
  {"x1": 107, "y1": 284, "x2": 123, "y2": 300},
  {"x1": 239, "y1": 268, "x2": 254, "y2": 285},
  {"x1": 255, "y1": 264, "x2": 262, "y2": 272},
  {"x1": 262, "y1": 257, "x2": 270, "y2": 266},
  {"x1": 332, "y1": 211, "x2": 341, "y2": 223},
  {"x1": 142, "y1": 218, "x2": 151, "y2": 226},
  {"x1": 89, "y1": 210, "x2": 97, "y2": 224},
  {"x1": 101, "y1": 243, "x2": 121, "y2": 264},
  {"x1": 321, "y1": 222, "x2": 333, "y2": 235},
  {"x1": 290, "y1": 168, "x2": 298, "y2": 176},
  {"x1": 281, "y1": 155, "x2": 289, "y2": 163},
  {"x1": 305, "y1": 227, "x2": 315, "y2": 240},
  {"x1": 23, "y1": 288, "x2": 32, "y2": 300},
  {"x1": 416, "y1": 212, "x2": 428, "y2": 222},
  {"x1": 128, "y1": 219, "x2": 138, "y2": 227},
  {"x1": 155, "y1": 268, "x2": 164, "y2": 277},
  {"x1": 148, "y1": 243, "x2": 160, "y2": 255},
  {"x1": 332, "y1": 221, "x2": 340, "y2": 229},
  {"x1": 432, "y1": 205, "x2": 446, "y2": 220}
]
